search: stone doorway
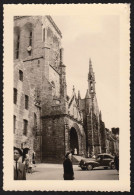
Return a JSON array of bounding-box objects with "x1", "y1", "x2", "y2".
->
[{"x1": 70, "y1": 127, "x2": 79, "y2": 155}]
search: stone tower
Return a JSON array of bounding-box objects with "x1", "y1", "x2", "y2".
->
[{"x1": 13, "y1": 16, "x2": 70, "y2": 162}]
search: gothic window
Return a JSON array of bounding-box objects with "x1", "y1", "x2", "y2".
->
[
  {"x1": 43, "y1": 28, "x2": 45, "y2": 42},
  {"x1": 23, "y1": 119, "x2": 28, "y2": 136},
  {"x1": 14, "y1": 27, "x2": 20, "y2": 59},
  {"x1": 25, "y1": 95, "x2": 29, "y2": 110},
  {"x1": 14, "y1": 88, "x2": 17, "y2": 104},
  {"x1": 19, "y1": 70, "x2": 23, "y2": 81},
  {"x1": 13, "y1": 115, "x2": 16, "y2": 133}
]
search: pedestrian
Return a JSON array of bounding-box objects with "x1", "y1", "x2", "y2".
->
[
  {"x1": 63, "y1": 152, "x2": 74, "y2": 180},
  {"x1": 14, "y1": 147, "x2": 26, "y2": 180},
  {"x1": 114, "y1": 153, "x2": 119, "y2": 173},
  {"x1": 32, "y1": 151, "x2": 36, "y2": 165},
  {"x1": 28, "y1": 159, "x2": 33, "y2": 174},
  {"x1": 74, "y1": 148, "x2": 77, "y2": 155},
  {"x1": 24, "y1": 153, "x2": 30, "y2": 173}
]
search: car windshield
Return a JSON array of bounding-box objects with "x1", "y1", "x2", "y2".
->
[
  {"x1": 96, "y1": 154, "x2": 114, "y2": 159},
  {"x1": 81, "y1": 158, "x2": 95, "y2": 162}
]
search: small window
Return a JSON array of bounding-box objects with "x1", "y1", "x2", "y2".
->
[
  {"x1": 19, "y1": 70, "x2": 23, "y2": 81},
  {"x1": 29, "y1": 31, "x2": 32, "y2": 46},
  {"x1": 23, "y1": 119, "x2": 28, "y2": 135},
  {"x1": 25, "y1": 95, "x2": 29, "y2": 110},
  {"x1": 14, "y1": 88, "x2": 17, "y2": 104},
  {"x1": 13, "y1": 115, "x2": 16, "y2": 133}
]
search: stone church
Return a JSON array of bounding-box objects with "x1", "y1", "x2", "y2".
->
[{"x1": 14, "y1": 16, "x2": 118, "y2": 163}]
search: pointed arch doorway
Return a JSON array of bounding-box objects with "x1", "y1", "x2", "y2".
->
[{"x1": 70, "y1": 127, "x2": 79, "y2": 155}]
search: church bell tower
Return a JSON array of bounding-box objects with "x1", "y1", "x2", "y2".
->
[{"x1": 88, "y1": 59, "x2": 96, "y2": 98}]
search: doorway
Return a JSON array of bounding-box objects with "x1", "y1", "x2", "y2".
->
[{"x1": 70, "y1": 127, "x2": 79, "y2": 155}]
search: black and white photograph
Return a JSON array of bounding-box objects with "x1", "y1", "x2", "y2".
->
[{"x1": 3, "y1": 4, "x2": 130, "y2": 191}]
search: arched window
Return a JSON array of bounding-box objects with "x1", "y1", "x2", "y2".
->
[{"x1": 14, "y1": 27, "x2": 20, "y2": 59}]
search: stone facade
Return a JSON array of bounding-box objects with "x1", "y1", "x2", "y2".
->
[
  {"x1": 14, "y1": 16, "x2": 119, "y2": 163},
  {"x1": 105, "y1": 128, "x2": 119, "y2": 155}
]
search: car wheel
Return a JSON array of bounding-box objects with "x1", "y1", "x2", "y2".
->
[
  {"x1": 87, "y1": 164, "x2": 93, "y2": 170},
  {"x1": 111, "y1": 163, "x2": 115, "y2": 170}
]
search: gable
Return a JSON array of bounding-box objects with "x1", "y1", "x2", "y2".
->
[{"x1": 68, "y1": 95, "x2": 82, "y2": 121}]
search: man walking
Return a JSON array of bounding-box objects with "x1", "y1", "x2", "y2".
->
[
  {"x1": 14, "y1": 147, "x2": 26, "y2": 180},
  {"x1": 63, "y1": 152, "x2": 74, "y2": 180}
]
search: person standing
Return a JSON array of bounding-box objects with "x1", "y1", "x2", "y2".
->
[
  {"x1": 63, "y1": 152, "x2": 74, "y2": 180},
  {"x1": 24, "y1": 153, "x2": 30, "y2": 173},
  {"x1": 114, "y1": 153, "x2": 119, "y2": 173},
  {"x1": 14, "y1": 147, "x2": 26, "y2": 180},
  {"x1": 74, "y1": 148, "x2": 77, "y2": 155}
]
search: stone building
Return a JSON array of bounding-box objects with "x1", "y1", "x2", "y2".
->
[
  {"x1": 13, "y1": 16, "x2": 119, "y2": 163},
  {"x1": 13, "y1": 16, "x2": 86, "y2": 163}
]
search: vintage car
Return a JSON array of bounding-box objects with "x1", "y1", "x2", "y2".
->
[{"x1": 79, "y1": 153, "x2": 115, "y2": 170}]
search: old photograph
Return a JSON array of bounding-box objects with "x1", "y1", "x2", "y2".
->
[{"x1": 4, "y1": 4, "x2": 130, "y2": 191}]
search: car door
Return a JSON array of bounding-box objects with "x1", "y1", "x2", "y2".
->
[{"x1": 103, "y1": 155, "x2": 113, "y2": 166}]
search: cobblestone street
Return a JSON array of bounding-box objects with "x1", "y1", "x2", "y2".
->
[{"x1": 27, "y1": 164, "x2": 119, "y2": 180}]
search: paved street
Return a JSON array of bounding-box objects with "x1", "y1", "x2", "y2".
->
[{"x1": 27, "y1": 164, "x2": 119, "y2": 180}]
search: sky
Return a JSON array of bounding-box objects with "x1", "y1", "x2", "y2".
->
[{"x1": 52, "y1": 15, "x2": 120, "y2": 130}]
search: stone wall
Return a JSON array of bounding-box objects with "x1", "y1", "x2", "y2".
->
[{"x1": 42, "y1": 116, "x2": 65, "y2": 163}]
